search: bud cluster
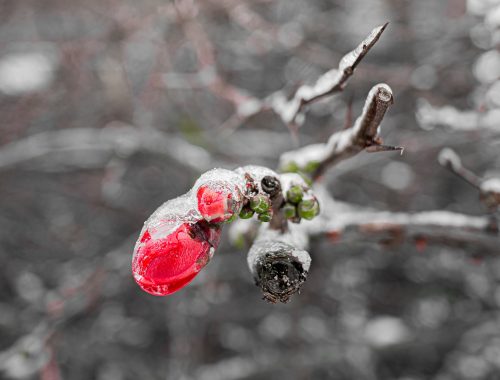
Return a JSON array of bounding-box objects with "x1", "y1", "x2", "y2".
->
[{"x1": 132, "y1": 167, "x2": 320, "y2": 296}]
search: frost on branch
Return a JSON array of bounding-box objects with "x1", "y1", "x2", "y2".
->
[
  {"x1": 280, "y1": 83, "x2": 401, "y2": 179},
  {"x1": 417, "y1": 99, "x2": 500, "y2": 131},
  {"x1": 247, "y1": 223, "x2": 310, "y2": 303},
  {"x1": 268, "y1": 23, "x2": 388, "y2": 127},
  {"x1": 222, "y1": 23, "x2": 389, "y2": 131},
  {"x1": 305, "y1": 186, "x2": 499, "y2": 252},
  {"x1": 439, "y1": 148, "x2": 500, "y2": 211}
]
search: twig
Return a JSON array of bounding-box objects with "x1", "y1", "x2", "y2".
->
[
  {"x1": 438, "y1": 148, "x2": 481, "y2": 188},
  {"x1": 0, "y1": 123, "x2": 215, "y2": 173},
  {"x1": 247, "y1": 223, "x2": 311, "y2": 303},
  {"x1": 279, "y1": 83, "x2": 401, "y2": 180},
  {"x1": 439, "y1": 148, "x2": 500, "y2": 211},
  {"x1": 417, "y1": 99, "x2": 500, "y2": 131},
  {"x1": 304, "y1": 187, "x2": 499, "y2": 253},
  {"x1": 269, "y1": 23, "x2": 389, "y2": 126},
  {"x1": 220, "y1": 23, "x2": 389, "y2": 133}
]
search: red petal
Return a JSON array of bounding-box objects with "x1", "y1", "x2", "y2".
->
[{"x1": 132, "y1": 223, "x2": 221, "y2": 296}]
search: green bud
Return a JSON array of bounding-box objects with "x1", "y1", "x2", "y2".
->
[
  {"x1": 250, "y1": 194, "x2": 271, "y2": 214},
  {"x1": 239, "y1": 207, "x2": 255, "y2": 219},
  {"x1": 286, "y1": 185, "x2": 304, "y2": 204},
  {"x1": 281, "y1": 161, "x2": 299, "y2": 173},
  {"x1": 298, "y1": 197, "x2": 320, "y2": 220},
  {"x1": 258, "y1": 211, "x2": 273, "y2": 222},
  {"x1": 304, "y1": 160, "x2": 320, "y2": 173},
  {"x1": 282, "y1": 203, "x2": 297, "y2": 219}
]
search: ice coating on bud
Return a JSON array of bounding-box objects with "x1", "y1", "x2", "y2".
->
[
  {"x1": 193, "y1": 168, "x2": 246, "y2": 193},
  {"x1": 144, "y1": 194, "x2": 202, "y2": 240},
  {"x1": 194, "y1": 168, "x2": 245, "y2": 223},
  {"x1": 132, "y1": 221, "x2": 221, "y2": 296},
  {"x1": 132, "y1": 190, "x2": 222, "y2": 296}
]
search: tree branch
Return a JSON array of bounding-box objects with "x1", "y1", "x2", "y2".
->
[
  {"x1": 220, "y1": 23, "x2": 389, "y2": 132},
  {"x1": 279, "y1": 83, "x2": 401, "y2": 180},
  {"x1": 439, "y1": 147, "x2": 500, "y2": 211},
  {"x1": 0, "y1": 123, "x2": 215, "y2": 173},
  {"x1": 247, "y1": 224, "x2": 311, "y2": 303},
  {"x1": 305, "y1": 187, "x2": 499, "y2": 253}
]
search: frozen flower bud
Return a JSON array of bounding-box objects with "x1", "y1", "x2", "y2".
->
[
  {"x1": 197, "y1": 182, "x2": 242, "y2": 223},
  {"x1": 257, "y1": 210, "x2": 273, "y2": 222},
  {"x1": 297, "y1": 196, "x2": 320, "y2": 220},
  {"x1": 283, "y1": 203, "x2": 297, "y2": 219},
  {"x1": 194, "y1": 168, "x2": 245, "y2": 223},
  {"x1": 239, "y1": 206, "x2": 255, "y2": 219},
  {"x1": 250, "y1": 194, "x2": 271, "y2": 214},
  {"x1": 132, "y1": 221, "x2": 221, "y2": 296},
  {"x1": 286, "y1": 185, "x2": 304, "y2": 204}
]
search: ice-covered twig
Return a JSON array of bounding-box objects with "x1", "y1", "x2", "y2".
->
[
  {"x1": 439, "y1": 148, "x2": 500, "y2": 211},
  {"x1": 417, "y1": 99, "x2": 500, "y2": 131},
  {"x1": 480, "y1": 178, "x2": 500, "y2": 210},
  {"x1": 279, "y1": 83, "x2": 401, "y2": 180},
  {"x1": 269, "y1": 23, "x2": 388, "y2": 127},
  {"x1": 438, "y1": 148, "x2": 481, "y2": 188},
  {"x1": 220, "y1": 23, "x2": 388, "y2": 132},
  {"x1": 247, "y1": 223, "x2": 311, "y2": 303},
  {"x1": 305, "y1": 188, "x2": 499, "y2": 253},
  {"x1": 0, "y1": 123, "x2": 215, "y2": 173}
]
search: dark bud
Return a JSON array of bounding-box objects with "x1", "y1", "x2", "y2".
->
[{"x1": 261, "y1": 176, "x2": 281, "y2": 198}]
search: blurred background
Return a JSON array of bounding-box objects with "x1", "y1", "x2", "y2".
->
[{"x1": 1, "y1": 0, "x2": 500, "y2": 379}]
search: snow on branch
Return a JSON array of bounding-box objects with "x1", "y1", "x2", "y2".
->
[
  {"x1": 247, "y1": 223, "x2": 310, "y2": 303},
  {"x1": 0, "y1": 123, "x2": 215, "y2": 173},
  {"x1": 221, "y1": 23, "x2": 389, "y2": 131},
  {"x1": 268, "y1": 23, "x2": 389, "y2": 127},
  {"x1": 305, "y1": 187, "x2": 499, "y2": 253},
  {"x1": 279, "y1": 83, "x2": 401, "y2": 180},
  {"x1": 438, "y1": 148, "x2": 481, "y2": 188},
  {"x1": 439, "y1": 147, "x2": 500, "y2": 211},
  {"x1": 417, "y1": 99, "x2": 500, "y2": 131}
]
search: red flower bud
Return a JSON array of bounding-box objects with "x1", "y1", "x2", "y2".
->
[
  {"x1": 132, "y1": 221, "x2": 221, "y2": 296},
  {"x1": 197, "y1": 182, "x2": 242, "y2": 223}
]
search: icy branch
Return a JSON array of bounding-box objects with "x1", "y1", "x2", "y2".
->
[
  {"x1": 305, "y1": 188, "x2": 499, "y2": 253},
  {"x1": 221, "y1": 23, "x2": 388, "y2": 131},
  {"x1": 268, "y1": 23, "x2": 388, "y2": 127},
  {"x1": 439, "y1": 148, "x2": 500, "y2": 211},
  {"x1": 0, "y1": 123, "x2": 215, "y2": 173},
  {"x1": 247, "y1": 223, "x2": 311, "y2": 303},
  {"x1": 280, "y1": 83, "x2": 400, "y2": 179},
  {"x1": 417, "y1": 99, "x2": 500, "y2": 131},
  {"x1": 438, "y1": 148, "x2": 481, "y2": 188}
]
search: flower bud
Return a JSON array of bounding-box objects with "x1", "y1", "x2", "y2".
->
[
  {"x1": 286, "y1": 185, "x2": 303, "y2": 204},
  {"x1": 297, "y1": 197, "x2": 320, "y2": 220},
  {"x1": 132, "y1": 221, "x2": 221, "y2": 296},
  {"x1": 250, "y1": 194, "x2": 271, "y2": 214}
]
